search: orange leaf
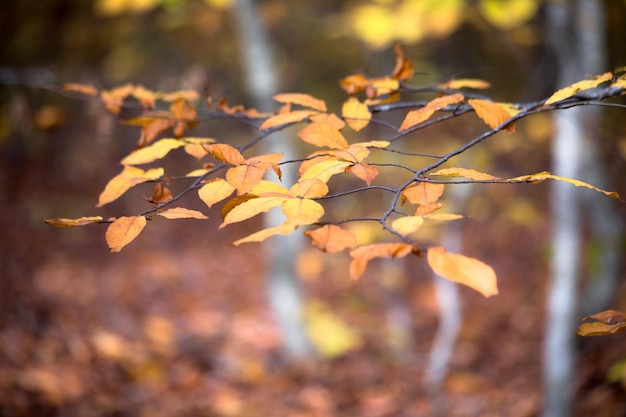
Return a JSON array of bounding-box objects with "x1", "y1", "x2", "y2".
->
[
  {"x1": 106, "y1": 216, "x2": 147, "y2": 252},
  {"x1": 310, "y1": 113, "x2": 346, "y2": 129},
  {"x1": 137, "y1": 118, "x2": 176, "y2": 147},
  {"x1": 289, "y1": 179, "x2": 329, "y2": 199},
  {"x1": 545, "y1": 72, "x2": 612, "y2": 105},
  {"x1": 414, "y1": 203, "x2": 442, "y2": 216},
  {"x1": 198, "y1": 178, "x2": 235, "y2": 208},
  {"x1": 391, "y1": 216, "x2": 424, "y2": 235},
  {"x1": 342, "y1": 97, "x2": 371, "y2": 132},
  {"x1": 576, "y1": 321, "x2": 626, "y2": 337},
  {"x1": 132, "y1": 85, "x2": 156, "y2": 109},
  {"x1": 346, "y1": 162, "x2": 378, "y2": 186},
  {"x1": 349, "y1": 243, "x2": 415, "y2": 280},
  {"x1": 232, "y1": 222, "x2": 297, "y2": 246},
  {"x1": 582, "y1": 310, "x2": 626, "y2": 324},
  {"x1": 220, "y1": 196, "x2": 288, "y2": 228},
  {"x1": 298, "y1": 122, "x2": 349, "y2": 149},
  {"x1": 204, "y1": 143, "x2": 246, "y2": 165},
  {"x1": 299, "y1": 160, "x2": 352, "y2": 183},
  {"x1": 399, "y1": 93, "x2": 464, "y2": 131},
  {"x1": 468, "y1": 99, "x2": 516, "y2": 132},
  {"x1": 423, "y1": 213, "x2": 464, "y2": 221},
  {"x1": 259, "y1": 110, "x2": 319, "y2": 130},
  {"x1": 226, "y1": 164, "x2": 265, "y2": 196},
  {"x1": 273, "y1": 93, "x2": 327, "y2": 112},
  {"x1": 391, "y1": 43, "x2": 414, "y2": 81},
  {"x1": 63, "y1": 83, "x2": 99, "y2": 96},
  {"x1": 305, "y1": 225, "x2": 357, "y2": 253},
  {"x1": 150, "y1": 183, "x2": 173, "y2": 203},
  {"x1": 369, "y1": 77, "x2": 400, "y2": 97},
  {"x1": 170, "y1": 98, "x2": 196, "y2": 121},
  {"x1": 121, "y1": 138, "x2": 185, "y2": 165},
  {"x1": 507, "y1": 171, "x2": 620, "y2": 199},
  {"x1": 282, "y1": 198, "x2": 324, "y2": 225},
  {"x1": 156, "y1": 207, "x2": 208, "y2": 219},
  {"x1": 402, "y1": 182, "x2": 445, "y2": 205},
  {"x1": 44, "y1": 216, "x2": 103, "y2": 227},
  {"x1": 436, "y1": 78, "x2": 491, "y2": 90},
  {"x1": 97, "y1": 166, "x2": 164, "y2": 207},
  {"x1": 160, "y1": 90, "x2": 200, "y2": 102},
  {"x1": 183, "y1": 138, "x2": 216, "y2": 159},
  {"x1": 339, "y1": 74, "x2": 369, "y2": 95},
  {"x1": 101, "y1": 83, "x2": 135, "y2": 114},
  {"x1": 430, "y1": 167, "x2": 500, "y2": 181},
  {"x1": 427, "y1": 246, "x2": 498, "y2": 297}
]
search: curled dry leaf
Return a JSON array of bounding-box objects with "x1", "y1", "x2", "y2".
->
[
  {"x1": 106, "y1": 216, "x2": 147, "y2": 252},
  {"x1": 508, "y1": 171, "x2": 620, "y2": 200},
  {"x1": 45, "y1": 216, "x2": 103, "y2": 227},
  {"x1": 577, "y1": 310, "x2": 626, "y2": 336}
]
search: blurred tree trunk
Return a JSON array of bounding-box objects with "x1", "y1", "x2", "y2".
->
[
  {"x1": 231, "y1": 0, "x2": 312, "y2": 359},
  {"x1": 543, "y1": 1, "x2": 616, "y2": 416}
]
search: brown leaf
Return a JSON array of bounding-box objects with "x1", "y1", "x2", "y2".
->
[
  {"x1": 582, "y1": 310, "x2": 626, "y2": 324},
  {"x1": 391, "y1": 43, "x2": 414, "y2": 81},
  {"x1": 305, "y1": 225, "x2": 357, "y2": 253},
  {"x1": 106, "y1": 216, "x2": 147, "y2": 252},
  {"x1": 150, "y1": 183, "x2": 173, "y2": 203},
  {"x1": 170, "y1": 98, "x2": 197, "y2": 121},
  {"x1": 44, "y1": 216, "x2": 103, "y2": 227},
  {"x1": 577, "y1": 322, "x2": 626, "y2": 337},
  {"x1": 349, "y1": 243, "x2": 415, "y2": 280}
]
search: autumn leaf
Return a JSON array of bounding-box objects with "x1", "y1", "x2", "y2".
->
[
  {"x1": 340, "y1": 73, "x2": 369, "y2": 95},
  {"x1": 582, "y1": 310, "x2": 626, "y2": 324},
  {"x1": 97, "y1": 166, "x2": 164, "y2": 207},
  {"x1": 577, "y1": 310, "x2": 626, "y2": 336},
  {"x1": 349, "y1": 243, "x2": 415, "y2": 280},
  {"x1": 156, "y1": 208, "x2": 208, "y2": 219},
  {"x1": 135, "y1": 118, "x2": 176, "y2": 147},
  {"x1": 204, "y1": 143, "x2": 246, "y2": 165},
  {"x1": 183, "y1": 138, "x2": 217, "y2": 159},
  {"x1": 170, "y1": 98, "x2": 197, "y2": 120},
  {"x1": 161, "y1": 90, "x2": 200, "y2": 102},
  {"x1": 437, "y1": 78, "x2": 491, "y2": 90},
  {"x1": 232, "y1": 222, "x2": 297, "y2": 246},
  {"x1": 430, "y1": 167, "x2": 500, "y2": 181},
  {"x1": 399, "y1": 93, "x2": 464, "y2": 131},
  {"x1": 544, "y1": 72, "x2": 613, "y2": 105},
  {"x1": 273, "y1": 93, "x2": 327, "y2": 112},
  {"x1": 310, "y1": 112, "x2": 346, "y2": 129},
  {"x1": 368, "y1": 77, "x2": 400, "y2": 97},
  {"x1": 298, "y1": 122, "x2": 349, "y2": 149},
  {"x1": 220, "y1": 196, "x2": 288, "y2": 228},
  {"x1": 391, "y1": 216, "x2": 424, "y2": 236},
  {"x1": 282, "y1": 198, "x2": 324, "y2": 225},
  {"x1": 423, "y1": 213, "x2": 464, "y2": 221},
  {"x1": 249, "y1": 180, "x2": 289, "y2": 195},
  {"x1": 299, "y1": 160, "x2": 352, "y2": 183},
  {"x1": 346, "y1": 162, "x2": 379, "y2": 185},
  {"x1": 226, "y1": 164, "x2": 266, "y2": 196},
  {"x1": 508, "y1": 171, "x2": 620, "y2": 199},
  {"x1": 63, "y1": 83, "x2": 99, "y2": 96},
  {"x1": 468, "y1": 99, "x2": 517, "y2": 132},
  {"x1": 342, "y1": 97, "x2": 372, "y2": 131},
  {"x1": 132, "y1": 85, "x2": 156, "y2": 109},
  {"x1": 106, "y1": 216, "x2": 147, "y2": 252},
  {"x1": 289, "y1": 179, "x2": 329, "y2": 199},
  {"x1": 391, "y1": 43, "x2": 414, "y2": 81},
  {"x1": 415, "y1": 203, "x2": 442, "y2": 216},
  {"x1": 45, "y1": 216, "x2": 103, "y2": 227},
  {"x1": 198, "y1": 178, "x2": 235, "y2": 208},
  {"x1": 427, "y1": 246, "x2": 498, "y2": 297},
  {"x1": 121, "y1": 138, "x2": 186, "y2": 165},
  {"x1": 305, "y1": 225, "x2": 357, "y2": 253},
  {"x1": 150, "y1": 182, "x2": 173, "y2": 203},
  {"x1": 259, "y1": 110, "x2": 319, "y2": 131},
  {"x1": 402, "y1": 182, "x2": 445, "y2": 205}
]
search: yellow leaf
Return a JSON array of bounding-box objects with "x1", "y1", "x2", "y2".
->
[
  {"x1": 402, "y1": 182, "x2": 445, "y2": 205},
  {"x1": 121, "y1": 138, "x2": 185, "y2": 165},
  {"x1": 333, "y1": 145, "x2": 370, "y2": 163},
  {"x1": 220, "y1": 196, "x2": 288, "y2": 228},
  {"x1": 62, "y1": 83, "x2": 99, "y2": 96},
  {"x1": 399, "y1": 93, "x2": 464, "y2": 131},
  {"x1": 577, "y1": 322, "x2": 626, "y2": 337},
  {"x1": 131, "y1": 85, "x2": 156, "y2": 109},
  {"x1": 97, "y1": 166, "x2": 164, "y2": 207},
  {"x1": 352, "y1": 140, "x2": 390, "y2": 149},
  {"x1": 289, "y1": 179, "x2": 329, "y2": 199},
  {"x1": 342, "y1": 97, "x2": 372, "y2": 132},
  {"x1": 185, "y1": 168, "x2": 211, "y2": 177},
  {"x1": 427, "y1": 246, "x2": 498, "y2": 297},
  {"x1": 415, "y1": 202, "x2": 442, "y2": 216},
  {"x1": 430, "y1": 167, "x2": 500, "y2": 181},
  {"x1": 349, "y1": 243, "x2": 415, "y2": 280},
  {"x1": 508, "y1": 171, "x2": 620, "y2": 199},
  {"x1": 198, "y1": 179, "x2": 235, "y2": 208},
  {"x1": 391, "y1": 216, "x2": 424, "y2": 236},
  {"x1": 160, "y1": 90, "x2": 200, "y2": 102},
  {"x1": 156, "y1": 207, "x2": 208, "y2": 219},
  {"x1": 273, "y1": 93, "x2": 327, "y2": 112},
  {"x1": 183, "y1": 138, "x2": 216, "y2": 159},
  {"x1": 226, "y1": 164, "x2": 265, "y2": 196},
  {"x1": 370, "y1": 77, "x2": 400, "y2": 96},
  {"x1": 298, "y1": 122, "x2": 349, "y2": 149},
  {"x1": 304, "y1": 225, "x2": 357, "y2": 253},
  {"x1": 544, "y1": 73, "x2": 613, "y2": 105},
  {"x1": 299, "y1": 160, "x2": 352, "y2": 183},
  {"x1": 479, "y1": 0, "x2": 539, "y2": 30},
  {"x1": 282, "y1": 198, "x2": 324, "y2": 225},
  {"x1": 232, "y1": 222, "x2": 296, "y2": 246},
  {"x1": 204, "y1": 143, "x2": 246, "y2": 165},
  {"x1": 423, "y1": 213, "x2": 464, "y2": 221},
  {"x1": 44, "y1": 216, "x2": 103, "y2": 227},
  {"x1": 249, "y1": 180, "x2": 289, "y2": 195},
  {"x1": 259, "y1": 110, "x2": 319, "y2": 131},
  {"x1": 437, "y1": 78, "x2": 491, "y2": 90},
  {"x1": 346, "y1": 162, "x2": 379, "y2": 186},
  {"x1": 468, "y1": 99, "x2": 516, "y2": 132},
  {"x1": 106, "y1": 216, "x2": 147, "y2": 252},
  {"x1": 310, "y1": 113, "x2": 346, "y2": 130}
]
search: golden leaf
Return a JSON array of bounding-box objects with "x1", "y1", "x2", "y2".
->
[
  {"x1": 232, "y1": 222, "x2": 297, "y2": 246},
  {"x1": 204, "y1": 143, "x2": 246, "y2": 165},
  {"x1": 508, "y1": 171, "x2": 620, "y2": 199},
  {"x1": 305, "y1": 225, "x2": 357, "y2": 253},
  {"x1": 414, "y1": 202, "x2": 442, "y2": 216},
  {"x1": 226, "y1": 165, "x2": 265, "y2": 196},
  {"x1": 258, "y1": 110, "x2": 319, "y2": 131},
  {"x1": 198, "y1": 179, "x2": 235, "y2": 208},
  {"x1": 121, "y1": 138, "x2": 185, "y2": 165},
  {"x1": 402, "y1": 182, "x2": 445, "y2": 205},
  {"x1": 160, "y1": 90, "x2": 200, "y2": 102},
  {"x1": 339, "y1": 73, "x2": 369, "y2": 95},
  {"x1": 544, "y1": 73, "x2": 613, "y2": 105},
  {"x1": 62, "y1": 83, "x2": 99, "y2": 96},
  {"x1": 150, "y1": 183, "x2": 172, "y2": 203},
  {"x1": 430, "y1": 167, "x2": 500, "y2": 181},
  {"x1": 468, "y1": 99, "x2": 516, "y2": 132},
  {"x1": 220, "y1": 196, "x2": 288, "y2": 228},
  {"x1": 289, "y1": 179, "x2": 329, "y2": 199},
  {"x1": 97, "y1": 166, "x2": 164, "y2": 207},
  {"x1": 346, "y1": 162, "x2": 379, "y2": 186},
  {"x1": 391, "y1": 43, "x2": 414, "y2": 81},
  {"x1": 369, "y1": 77, "x2": 400, "y2": 96},
  {"x1": 310, "y1": 113, "x2": 346, "y2": 130},
  {"x1": 333, "y1": 145, "x2": 370, "y2": 163},
  {"x1": 342, "y1": 97, "x2": 371, "y2": 132},
  {"x1": 170, "y1": 98, "x2": 196, "y2": 121},
  {"x1": 137, "y1": 118, "x2": 176, "y2": 147},
  {"x1": 44, "y1": 216, "x2": 103, "y2": 227},
  {"x1": 391, "y1": 216, "x2": 424, "y2": 235},
  {"x1": 423, "y1": 213, "x2": 464, "y2": 221},
  {"x1": 437, "y1": 78, "x2": 491, "y2": 90},
  {"x1": 282, "y1": 198, "x2": 324, "y2": 225},
  {"x1": 298, "y1": 122, "x2": 349, "y2": 149},
  {"x1": 299, "y1": 160, "x2": 352, "y2": 183},
  {"x1": 399, "y1": 93, "x2": 464, "y2": 131},
  {"x1": 131, "y1": 85, "x2": 156, "y2": 109},
  {"x1": 156, "y1": 207, "x2": 208, "y2": 219},
  {"x1": 427, "y1": 246, "x2": 498, "y2": 297},
  {"x1": 349, "y1": 243, "x2": 415, "y2": 280},
  {"x1": 273, "y1": 93, "x2": 327, "y2": 112},
  {"x1": 106, "y1": 216, "x2": 147, "y2": 252},
  {"x1": 249, "y1": 180, "x2": 289, "y2": 195},
  {"x1": 576, "y1": 322, "x2": 626, "y2": 337}
]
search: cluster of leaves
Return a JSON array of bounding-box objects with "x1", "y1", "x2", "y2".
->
[{"x1": 46, "y1": 45, "x2": 625, "y2": 300}]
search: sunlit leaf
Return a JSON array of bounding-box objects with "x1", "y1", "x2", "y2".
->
[
  {"x1": 427, "y1": 246, "x2": 498, "y2": 297},
  {"x1": 430, "y1": 167, "x2": 500, "y2": 181},
  {"x1": 298, "y1": 122, "x2": 349, "y2": 149},
  {"x1": 508, "y1": 171, "x2": 620, "y2": 199},
  {"x1": 185, "y1": 168, "x2": 211, "y2": 177},
  {"x1": 156, "y1": 207, "x2": 208, "y2": 219},
  {"x1": 63, "y1": 83, "x2": 99, "y2": 96},
  {"x1": 339, "y1": 73, "x2": 369, "y2": 95},
  {"x1": 299, "y1": 160, "x2": 352, "y2": 183},
  {"x1": 101, "y1": 83, "x2": 135, "y2": 114},
  {"x1": 289, "y1": 179, "x2": 329, "y2": 199},
  {"x1": 249, "y1": 180, "x2": 289, "y2": 195},
  {"x1": 437, "y1": 78, "x2": 492, "y2": 90},
  {"x1": 44, "y1": 216, "x2": 103, "y2": 227},
  {"x1": 402, "y1": 182, "x2": 445, "y2": 205},
  {"x1": 258, "y1": 110, "x2": 319, "y2": 131},
  {"x1": 198, "y1": 178, "x2": 235, "y2": 208},
  {"x1": 232, "y1": 222, "x2": 296, "y2": 246},
  {"x1": 468, "y1": 99, "x2": 517, "y2": 132},
  {"x1": 415, "y1": 202, "x2": 442, "y2": 216},
  {"x1": 349, "y1": 243, "x2": 415, "y2": 280},
  {"x1": 204, "y1": 143, "x2": 246, "y2": 165},
  {"x1": 369, "y1": 77, "x2": 400, "y2": 96},
  {"x1": 346, "y1": 162, "x2": 379, "y2": 185},
  {"x1": 544, "y1": 73, "x2": 613, "y2": 105},
  {"x1": 352, "y1": 140, "x2": 390, "y2": 149},
  {"x1": 160, "y1": 90, "x2": 200, "y2": 102},
  {"x1": 342, "y1": 97, "x2": 371, "y2": 132},
  {"x1": 282, "y1": 198, "x2": 324, "y2": 225},
  {"x1": 310, "y1": 112, "x2": 346, "y2": 129},
  {"x1": 220, "y1": 196, "x2": 288, "y2": 228},
  {"x1": 333, "y1": 145, "x2": 370, "y2": 163},
  {"x1": 136, "y1": 118, "x2": 176, "y2": 147},
  {"x1": 106, "y1": 216, "x2": 147, "y2": 252},
  {"x1": 121, "y1": 138, "x2": 185, "y2": 165},
  {"x1": 273, "y1": 93, "x2": 327, "y2": 112},
  {"x1": 97, "y1": 166, "x2": 164, "y2": 207},
  {"x1": 391, "y1": 216, "x2": 424, "y2": 235},
  {"x1": 399, "y1": 93, "x2": 464, "y2": 131},
  {"x1": 132, "y1": 85, "x2": 156, "y2": 109},
  {"x1": 423, "y1": 213, "x2": 464, "y2": 221},
  {"x1": 305, "y1": 225, "x2": 357, "y2": 253},
  {"x1": 226, "y1": 164, "x2": 266, "y2": 196}
]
